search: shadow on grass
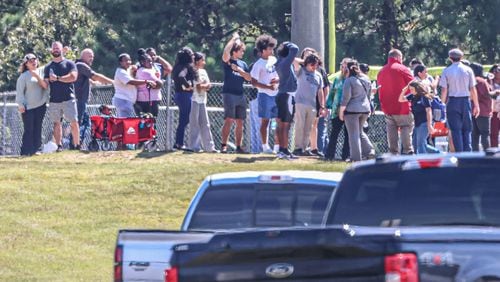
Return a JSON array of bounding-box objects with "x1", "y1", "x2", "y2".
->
[
  {"x1": 135, "y1": 150, "x2": 174, "y2": 159},
  {"x1": 231, "y1": 156, "x2": 277, "y2": 163}
]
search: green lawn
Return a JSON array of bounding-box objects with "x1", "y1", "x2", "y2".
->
[{"x1": 0, "y1": 151, "x2": 347, "y2": 281}]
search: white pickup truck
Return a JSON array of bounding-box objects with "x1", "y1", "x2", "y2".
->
[{"x1": 114, "y1": 170, "x2": 342, "y2": 282}]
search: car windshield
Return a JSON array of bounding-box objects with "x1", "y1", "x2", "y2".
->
[
  {"x1": 188, "y1": 183, "x2": 335, "y2": 230},
  {"x1": 327, "y1": 163, "x2": 499, "y2": 227}
]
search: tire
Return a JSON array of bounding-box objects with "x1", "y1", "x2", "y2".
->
[
  {"x1": 88, "y1": 139, "x2": 99, "y2": 152},
  {"x1": 144, "y1": 140, "x2": 158, "y2": 152},
  {"x1": 101, "y1": 140, "x2": 112, "y2": 151}
]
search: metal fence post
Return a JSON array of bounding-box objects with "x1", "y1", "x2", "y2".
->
[
  {"x1": 165, "y1": 74, "x2": 172, "y2": 151},
  {"x1": 2, "y1": 93, "x2": 6, "y2": 156}
]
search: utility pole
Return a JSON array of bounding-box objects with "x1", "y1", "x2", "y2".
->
[
  {"x1": 328, "y1": 0, "x2": 335, "y2": 73},
  {"x1": 291, "y1": 0, "x2": 325, "y2": 66}
]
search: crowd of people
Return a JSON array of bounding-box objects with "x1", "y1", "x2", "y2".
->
[{"x1": 15, "y1": 38, "x2": 500, "y2": 160}]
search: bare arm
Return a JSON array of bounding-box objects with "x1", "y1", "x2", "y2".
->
[
  {"x1": 251, "y1": 78, "x2": 274, "y2": 90},
  {"x1": 426, "y1": 107, "x2": 434, "y2": 135},
  {"x1": 440, "y1": 87, "x2": 448, "y2": 104},
  {"x1": 156, "y1": 56, "x2": 173, "y2": 76},
  {"x1": 222, "y1": 33, "x2": 239, "y2": 63},
  {"x1": 91, "y1": 73, "x2": 114, "y2": 85},
  {"x1": 398, "y1": 85, "x2": 409, "y2": 102},
  {"x1": 231, "y1": 63, "x2": 251, "y2": 82},
  {"x1": 470, "y1": 86, "x2": 480, "y2": 118}
]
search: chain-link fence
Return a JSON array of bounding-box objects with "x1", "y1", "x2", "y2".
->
[{"x1": 0, "y1": 80, "x2": 389, "y2": 157}]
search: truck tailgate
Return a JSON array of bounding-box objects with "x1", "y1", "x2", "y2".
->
[
  {"x1": 117, "y1": 230, "x2": 213, "y2": 281},
  {"x1": 172, "y1": 228, "x2": 388, "y2": 281}
]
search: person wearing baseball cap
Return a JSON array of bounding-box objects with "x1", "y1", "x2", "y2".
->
[
  {"x1": 16, "y1": 53, "x2": 49, "y2": 156},
  {"x1": 438, "y1": 48, "x2": 480, "y2": 152}
]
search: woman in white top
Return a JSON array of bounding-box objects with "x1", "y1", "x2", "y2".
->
[
  {"x1": 188, "y1": 52, "x2": 217, "y2": 152},
  {"x1": 112, "y1": 53, "x2": 155, "y2": 117},
  {"x1": 16, "y1": 53, "x2": 49, "y2": 156}
]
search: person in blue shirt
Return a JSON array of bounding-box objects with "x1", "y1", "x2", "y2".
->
[
  {"x1": 399, "y1": 81, "x2": 438, "y2": 154},
  {"x1": 220, "y1": 33, "x2": 252, "y2": 153}
]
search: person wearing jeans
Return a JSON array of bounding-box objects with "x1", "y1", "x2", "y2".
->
[
  {"x1": 439, "y1": 48, "x2": 479, "y2": 152},
  {"x1": 398, "y1": 81, "x2": 438, "y2": 154},
  {"x1": 172, "y1": 47, "x2": 196, "y2": 149},
  {"x1": 325, "y1": 58, "x2": 351, "y2": 161}
]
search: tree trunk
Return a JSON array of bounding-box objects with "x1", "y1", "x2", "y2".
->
[{"x1": 381, "y1": 0, "x2": 399, "y2": 54}]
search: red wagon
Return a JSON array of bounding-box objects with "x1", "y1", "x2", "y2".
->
[{"x1": 88, "y1": 116, "x2": 158, "y2": 151}]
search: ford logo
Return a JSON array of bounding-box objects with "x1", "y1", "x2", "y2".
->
[{"x1": 265, "y1": 263, "x2": 294, "y2": 279}]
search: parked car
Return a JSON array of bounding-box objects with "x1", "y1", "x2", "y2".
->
[
  {"x1": 141, "y1": 152, "x2": 500, "y2": 282},
  {"x1": 115, "y1": 170, "x2": 342, "y2": 282}
]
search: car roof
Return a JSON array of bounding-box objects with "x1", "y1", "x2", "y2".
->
[
  {"x1": 349, "y1": 150, "x2": 500, "y2": 171},
  {"x1": 208, "y1": 170, "x2": 343, "y2": 185}
]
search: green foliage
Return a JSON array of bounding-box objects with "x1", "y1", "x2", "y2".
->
[
  {"x1": 85, "y1": 0, "x2": 291, "y2": 82},
  {"x1": 0, "y1": 0, "x2": 97, "y2": 91},
  {"x1": 333, "y1": 0, "x2": 499, "y2": 67}
]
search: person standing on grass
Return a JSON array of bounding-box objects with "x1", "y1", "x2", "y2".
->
[
  {"x1": 188, "y1": 52, "x2": 217, "y2": 153},
  {"x1": 74, "y1": 48, "x2": 114, "y2": 125},
  {"x1": 135, "y1": 50, "x2": 164, "y2": 117},
  {"x1": 112, "y1": 53, "x2": 154, "y2": 118},
  {"x1": 172, "y1": 47, "x2": 197, "y2": 150},
  {"x1": 44, "y1": 41, "x2": 80, "y2": 152},
  {"x1": 300, "y1": 47, "x2": 328, "y2": 157},
  {"x1": 339, "y1": 60, "x2": 374, "y2": 162},
  {"x1": 16, "y1": 53, "x2": 49, "y2": 156},
  {"x1": 325, "y1": 58, "x2": 351, "y2": 161},
  {"x1": 250, "y1": 34, "x2": 280, "y2": 154},
  {"x1": 439, "y1": 48, "x2": 479, "y2": 152},
  {"x1": 377, "y1": 48, "x2": 415, "y2": 155},
  {"x1": 488, "y1": 64, "x2": 500, "y2": 147},
  {"x1": 293, "y1": 53, "x2": 325, "y2": 158},
  {"x1": 469, "y1": 62, "x2": 493, "y2": 151},
  {"x1": 398, "y1": 81, "x2": 438, "y2": 154},
  {"x1": 146, "y1": 47, "x2": 173, "y2": 79},
  {"x1": 275, "y1": 41, "x2": 299, "y2": 159},
  {"x1": 220, "y1": 32, "x2": 252, "y2": 153}
]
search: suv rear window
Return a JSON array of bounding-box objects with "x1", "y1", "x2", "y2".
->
[
  {"x1": 328, "y1": 164, "x2": 499, "y2": 227},
  {"x1": 188, "y1": 184, "x2": 334, "y2": 230}
]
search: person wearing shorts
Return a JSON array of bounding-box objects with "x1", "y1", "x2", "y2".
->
[
  {"x1": 44, "y1": 41, "x2": 79, "y2": 152},
  {"x1": 250, "y1": 34, "x2": 280, "y2": 153},
  {"x1": 275, "y1": 41, "x2": 299, "y2": 159},
  {"x1": 220, "y1": 33, "x2": 252, "y2": 153}
]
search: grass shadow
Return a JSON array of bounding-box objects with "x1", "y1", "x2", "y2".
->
[
  {"x1": 231, "y1": 156, "x2": 277, "y2": 163},
  {"x1": 135, "y1": 150, "x2": 174, "y2": 159}
]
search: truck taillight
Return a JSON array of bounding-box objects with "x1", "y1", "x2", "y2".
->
[
  {"x1": 165, "y1": 266, "x2": 178, "y2": 282},
  {"x1": 114, "y1": 245, "x2": 123, "y2": 282},
  {"x1": 385, "y1": 253, "x2": 418, "y2": 282}
]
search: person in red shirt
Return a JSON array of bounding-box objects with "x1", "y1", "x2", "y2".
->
[{"x1": 377, "y1": 49, "x2": 415, "y2": 154}]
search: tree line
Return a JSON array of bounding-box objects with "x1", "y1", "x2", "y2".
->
[{"x1": 0, "y1": 0, "x2": 497, "y2": 91}]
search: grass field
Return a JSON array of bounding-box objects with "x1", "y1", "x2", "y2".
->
[{"x1": 0, "y1": 151, "x2": 348, "y2": 281}]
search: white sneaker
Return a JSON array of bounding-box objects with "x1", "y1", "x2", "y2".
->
[{"x1": 262, "y1": 144, "x2": 273, "y2": 154}]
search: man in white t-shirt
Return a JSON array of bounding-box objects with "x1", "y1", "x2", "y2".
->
[{"x1": 250, "y1": 34, "x2": 280, "y2": 153}]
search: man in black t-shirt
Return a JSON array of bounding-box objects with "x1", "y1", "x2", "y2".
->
[
  {"x1": 44, "y1": 41, "x2": 79, "y2": 152},
  {"x1": 75, "y1": 48, "x2": 113, "y2": 125}
]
